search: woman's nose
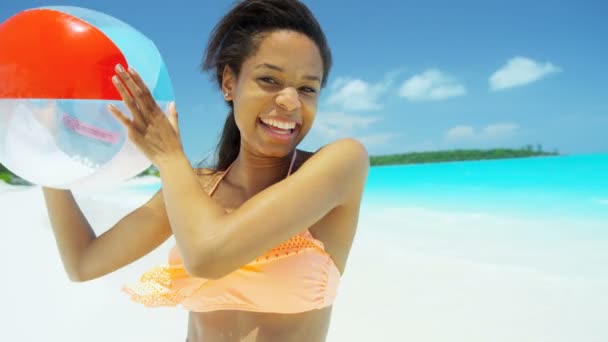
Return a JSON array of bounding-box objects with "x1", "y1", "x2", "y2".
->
[{"x1": 275, "y1": 87, "x2": 301, "y2": 112}]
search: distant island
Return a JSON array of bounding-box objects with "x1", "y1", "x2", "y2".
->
[
  {"x1": 370, "y1": 144, "x2": 558, "y2": 166},
  {"x1": 0, "y1": 144, "x2": 558, "y2": 185}
]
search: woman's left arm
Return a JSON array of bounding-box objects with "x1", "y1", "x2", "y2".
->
[{"x1": 159, "y1": 138, "x2": 369, "y2": 279}]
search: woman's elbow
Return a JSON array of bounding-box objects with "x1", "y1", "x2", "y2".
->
[
  {"x1": 185, "y1": 260, "x2": 227, "y2": 280},
  {"x1": 67, "y1": 263, "x2": 103, "y2": 283},
  {"x1": 67, "y1": 269, "x2": 91, "y2": 283},
  {"x1": 182, "y1": 251, "x2": 227, "y2": 280}
]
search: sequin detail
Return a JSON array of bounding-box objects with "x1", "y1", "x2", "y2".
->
[
  {"x1": 255, "y1": 231, "x2": 324, "y2": 263},
  {"x1": 122, "y1": 265, "x2": 190, "y2": 307}
]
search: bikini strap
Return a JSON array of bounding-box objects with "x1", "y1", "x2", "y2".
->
[
  {"x1": 287, "y1": 149, "x2": 297, "y2": 176},
  {"x1": 208, "y1": 162, "x2": 233, "y2": 196},
  {"x1": 208, "y1": 150, "x2": 297, "y2": 196}
]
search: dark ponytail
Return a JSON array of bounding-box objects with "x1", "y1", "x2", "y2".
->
[
  {"x1": 215, "y1": 109, "x2": 241, "y2": 171},
  {"x1": 198, "y1": 0, "x2": 332, "y2": 172}
]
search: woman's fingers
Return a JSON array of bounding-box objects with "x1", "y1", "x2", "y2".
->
[
  {"x1": 127, "y1": 68, "x2": 154, "y2": 103},
  {"x1": 166, "y1": 101, "x2": 179, "y2": 135},
  {"x1": 114, "y1": 64, "x2": 157, "y2": 117},
  {"x1": 108, "y1": 104, "x2": 139, "y2": 140},
  {"x1": 111, "y1": 74, "x2": 147, "y2": 134},
  {"x1": 107, "y1": 104, "x2": 130, "y2": 128},
  {"x1": 111, "y1": 64, "x2": 172, "y2": 143},
  {"x1": 108, "y1": 104, "x2": 146, "y2": 146}
]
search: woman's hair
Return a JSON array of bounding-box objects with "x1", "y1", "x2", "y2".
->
[{"x1": 198, "y1": 0, "x2": 332, "y2": 172}]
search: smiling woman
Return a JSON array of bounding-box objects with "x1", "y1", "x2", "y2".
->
[{"x1": 40, "y1": 1, "x2": 369, "y2": 341}]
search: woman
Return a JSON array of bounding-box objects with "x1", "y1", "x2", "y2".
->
[{"x1": 42, "y1": 0, "x2": 369, "y2": 341}]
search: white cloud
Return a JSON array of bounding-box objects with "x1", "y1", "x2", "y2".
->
[
  {"x1": 446, "y1": 125, "x2": 475, "y2": 140},
  {"x1": 304, "y1": 111, "x2": 398, "y2": 149},
  {"x1": 308, "y1": 69, "x2": 402, "y2": 148},
  {"x1": 313, "y1": 111, "x2": 380, "y2": 139},
  {"x1": 398, "y1": 69, "x2": 467, "y2": 101},
  {"x1": 325, "y1": 78, "x2": 382, "y2": 111},
  {"x1": 489, "y1": 56, "x2": 561, "y2": 91},
  {"x1": 325, "y1": 70, "x2": 401, "y2": 112},
  {"x1": 445, "y1": 122, "x2": 519, "y2": 141}
]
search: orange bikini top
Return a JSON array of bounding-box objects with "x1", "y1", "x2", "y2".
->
[{"x1": 123, "y1": 150, "x2": 342, "y2": 313}]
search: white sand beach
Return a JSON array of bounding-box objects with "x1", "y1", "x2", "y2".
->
[{"x1": 1, "y1": 179, "x2": 607, "y2": 341}]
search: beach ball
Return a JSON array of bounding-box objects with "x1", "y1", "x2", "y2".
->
[{"x1": 0, "y1": 6, "x2": 174, "y2": 189}]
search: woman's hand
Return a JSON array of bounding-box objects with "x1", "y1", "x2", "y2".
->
[{"x1": 107, "y1": 63, "x2": 184, "y2": 167}]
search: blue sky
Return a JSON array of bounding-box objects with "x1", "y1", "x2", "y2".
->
[{"x1": 2, "y1": 0, "x2": 606, "y2": 162}]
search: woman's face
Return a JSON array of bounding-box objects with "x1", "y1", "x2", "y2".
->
[{"x1": 223, "y1": 30, "x2": 324, "y2": 157}]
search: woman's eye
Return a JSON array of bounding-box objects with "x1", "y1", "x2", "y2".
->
[
  {"x1": 300, "y1": 87, "x2": 317, "y2": 94},
  {"x1": 260, "y1": 77, "x2": 277, "y2": 84},
  {"x1": 258, "y1": 77, "x2": 317, "y2": 95}
]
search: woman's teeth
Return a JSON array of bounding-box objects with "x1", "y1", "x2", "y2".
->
[{"x1": 259, "y1": 118, "x2": 295, "y2": 133}]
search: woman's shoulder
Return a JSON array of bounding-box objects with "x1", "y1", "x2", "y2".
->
[{"x1": 302, "y1": 139, "x2": 369, "y2": 168}]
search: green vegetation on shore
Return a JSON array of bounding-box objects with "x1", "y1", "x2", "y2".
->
[
  {"x1": 0, "y1": 163, "x2": 22, "y2": 185},
  {"x1": 370, "y1": 145, "x2": 558, "y2": 166},
  {"x1": 0, "y1": 144, "x2": 559, "y2": 185}
]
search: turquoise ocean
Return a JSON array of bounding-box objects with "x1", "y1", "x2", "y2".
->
[{"x1": 363, "y1": 153, "x2": 608, "y2": 220}]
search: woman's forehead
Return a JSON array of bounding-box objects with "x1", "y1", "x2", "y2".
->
[{"x1": 243, "y1": 31, "x2": 323, "y2": 77}]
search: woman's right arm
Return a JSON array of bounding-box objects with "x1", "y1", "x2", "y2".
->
[{"x1": 42, "y1": 187, "x2": 172, "y2": 282}]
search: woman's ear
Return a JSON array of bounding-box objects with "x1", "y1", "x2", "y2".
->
[{"x1": 221, "y1": 65, "x2": 236, "y2": 101}]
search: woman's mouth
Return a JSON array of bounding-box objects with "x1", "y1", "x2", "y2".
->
[{"x1": 257, "y1": 118, "x2": 297, "y2": 142}]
